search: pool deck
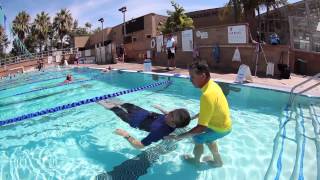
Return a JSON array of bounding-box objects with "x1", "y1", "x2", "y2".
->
[{"x1": 73, "y1": 63, "x2": 320, "y2": 98}]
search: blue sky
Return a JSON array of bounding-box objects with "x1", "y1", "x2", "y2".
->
[{"x1": 1, "y1": 0, "x2": 301, "y2": 30}]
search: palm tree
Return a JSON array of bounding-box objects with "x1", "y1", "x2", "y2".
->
[
  {"x1": 53, "y1": 9, "x2": 73, "y2": 49},
  {"x1": 231, "y1": 0, "x2": 240, "y2": 23},
  {"x1": 241, "y1": 0, "x2": 262, "y2": 31},
  {"x1": 262, "y1": 0, "x2": 287, "y2": 15},
  {"x1": 0, "y1": 26, "x2": 9, "y2": 57},
  {"x1": 160, "y1": 1, "x2": 194, "y2": 34},
  {"x1": 92, "y1": 27, "x2": 101, "y2": 34},
  {"x1": 12, "y1": 11, "x2": 31, "y2": 42},
  {"x1": 34, "y1": 11, "x2": 51, "y2": 52},
  {"x1": 73, "y1": 19, "x2": 79, "y2": 30},
  {"x1": 85, "y1": 22, "x2": 92, "y2": 33}
]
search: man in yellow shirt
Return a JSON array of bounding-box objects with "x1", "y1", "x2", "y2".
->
[{"x1": 168, "y1": 62, "x2": 232, "y2": 167}]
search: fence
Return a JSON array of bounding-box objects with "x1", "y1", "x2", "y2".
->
[
  {"x1": 0, "y1": 48, "x2": 78, "y2": 67},
  {"x1": 289, "y1": 16, "x2": 320, "y2": 52}
]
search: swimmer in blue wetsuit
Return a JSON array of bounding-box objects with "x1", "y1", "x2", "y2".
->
[{"x1": 98, "y1": 101, "x2": 191, "y2": 149}]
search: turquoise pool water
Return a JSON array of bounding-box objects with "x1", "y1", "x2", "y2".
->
[{"x1": 0, "y1": 67, "x2": 319, "y2": 180}]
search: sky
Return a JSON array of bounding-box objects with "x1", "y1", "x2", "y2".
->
[
  {"x1": 0, "y1": 0, "x2": 300, "y2": 52},
  {"x1": 1, "y1": 0, "x2": 301, "y2": 30}
]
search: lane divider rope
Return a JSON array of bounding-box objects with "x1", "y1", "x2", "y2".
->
[
  {"x1": 0, "y1": 70, "x2": 72, "y2": 88},
  {"x1": 0, "y1": 75, "x2": 70, "y2": 92},
  {"x1": 0, "y1": 80, "x2": 172, "y2": 127},
  {"x1": 0, "y1": 79, "x2": 92, "y2": 99}
]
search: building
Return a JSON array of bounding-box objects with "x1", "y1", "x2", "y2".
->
[
  {"x1": 186, "y1": 7, "x2": 235, "y2": 28},
  {"x1": 74, "y1": 13, "x2": 167, "y2": 63},
  {"x1": 73, "y1": 2, "x2": 319, "y2": 76},
  {"x1": 74, "y1": 8, "x2": 236, "y2": 62}
]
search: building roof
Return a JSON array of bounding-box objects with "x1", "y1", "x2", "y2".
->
[{"x1": 112, "y1": 13, "x2": 167, "y2": 28}]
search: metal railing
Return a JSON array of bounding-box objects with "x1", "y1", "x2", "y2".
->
[
  {"x1": 288, "y1": 73, "x2": 320, "y2": 106},
  {"x1": 0, "y1": 48, "x2": 78, "y2": 67}
]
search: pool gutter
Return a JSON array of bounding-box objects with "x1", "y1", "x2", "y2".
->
[{"x1": 87, "y1": 67, "x2": 320, "y2": 99}]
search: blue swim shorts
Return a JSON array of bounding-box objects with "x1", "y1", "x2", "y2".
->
[{"x1": 193, "y1": 128, "x2": 231, "y2": 144}]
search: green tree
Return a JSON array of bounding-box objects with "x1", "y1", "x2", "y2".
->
[
  {"x1": 230, "y1": 0, "x2": 240, "y2": 23},
  {"x1": 10, "y1": 40, "x2": 20, "y2": 56},
  {"x1": 47, "y1": 23, "x2": 55, "y2": 51},
  {"x1": 53, "y1": 9, "x2": 73, "y2": 49},
  {"x1": 85, "y1": 22, "x2": 92, "y2": 33},
  {"x1": 24, "y1": 32, "x2": 37, "y2": 53},
  {"x1": 12, "y1": 11, "x2": 31, "y2": 42},
  {"x1": 34, "y1": 11, "x2": 51, "y2": 52},
  {"x1": 0, "y1": 26, "x2": 9, "y2": 58},
  {"x1": 92, "y1": 27, "x2": 101, "y2": 34},
  {"x1": 160, "y1": 1, "x2": 194, "y2": 34},
  {"x1": 73, "y1": 19, "x2": 78, "y2": 30},
  {"x1": 70, "y1": 20, "x2": 90, "y2": 47}
]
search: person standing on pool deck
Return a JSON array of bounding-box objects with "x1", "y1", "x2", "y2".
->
[
  {"x1": 166, "y1": 34, "x2": 176, "y2": 70},
  {"x1": 166, "y1": 62, "x2": 232, "y2": 167}
]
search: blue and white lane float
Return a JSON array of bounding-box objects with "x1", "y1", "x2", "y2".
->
[{"x1": 0, "y1": 80, "x2": 172, "y2": 127}]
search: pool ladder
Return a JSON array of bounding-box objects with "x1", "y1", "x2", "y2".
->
[{"x1": 288, "y1": 73, "x2": 320, "y2": 106}]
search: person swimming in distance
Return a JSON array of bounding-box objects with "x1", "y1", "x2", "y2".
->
[
  {"x1": 102, "y1": 66, "x2": 112, "y2": 73},
  {"x1": 63, "y1": 74, "x2": 73, "y2": 83}
]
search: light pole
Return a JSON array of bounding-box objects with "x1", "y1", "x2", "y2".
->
[
  {"x1": 98, "y1": 18, "x2": 104, "y2": 64},
  {"x1": 118, "y1": 6, "x2": 127, "y2": 40},
  {"x1": 118, "y1": 6, "x2": 127, "y2": 62},
  {"x1": 98, "y1": 18, "x2": 104, "y2": 47}
]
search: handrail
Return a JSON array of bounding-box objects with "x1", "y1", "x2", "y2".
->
[{"x1": 288, "y1": 73, "x2": 320, "y2": 106}]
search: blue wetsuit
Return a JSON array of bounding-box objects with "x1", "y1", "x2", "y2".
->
[{"x1": 110, "y1": 103, "x2": 175, "y2": 146}]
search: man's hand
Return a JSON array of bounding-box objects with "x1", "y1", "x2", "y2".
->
[{"x1": 115, "y1": 128, "x2": 129, "y2": 137}]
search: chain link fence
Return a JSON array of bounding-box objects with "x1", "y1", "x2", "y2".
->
[{"x1": 289, "y1": 16, "x2": 320, "y2": 52}]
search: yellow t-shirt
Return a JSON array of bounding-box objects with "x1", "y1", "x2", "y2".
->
[{"x1": 198, "y1": 80, "x2": 232, "y2": 132}]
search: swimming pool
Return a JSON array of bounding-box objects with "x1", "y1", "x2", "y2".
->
[{"x1": 0, "y1": 67, "x2": 319, "y2": 180}]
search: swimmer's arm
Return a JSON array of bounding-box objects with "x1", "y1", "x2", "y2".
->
[
  {"x1": 152, "y1": 104, "x2": 168, "y2": 114},
  {"x1": 115, "y1": 129, "x2": 145, "y2": 149},
  {"x1": 127, "y1": 136, "x2": 145, "y2": 149}
]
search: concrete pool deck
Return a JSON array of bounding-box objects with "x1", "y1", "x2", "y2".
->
[{"x1": 72, "y1": 63, "x2": 320, "y2": 98}]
